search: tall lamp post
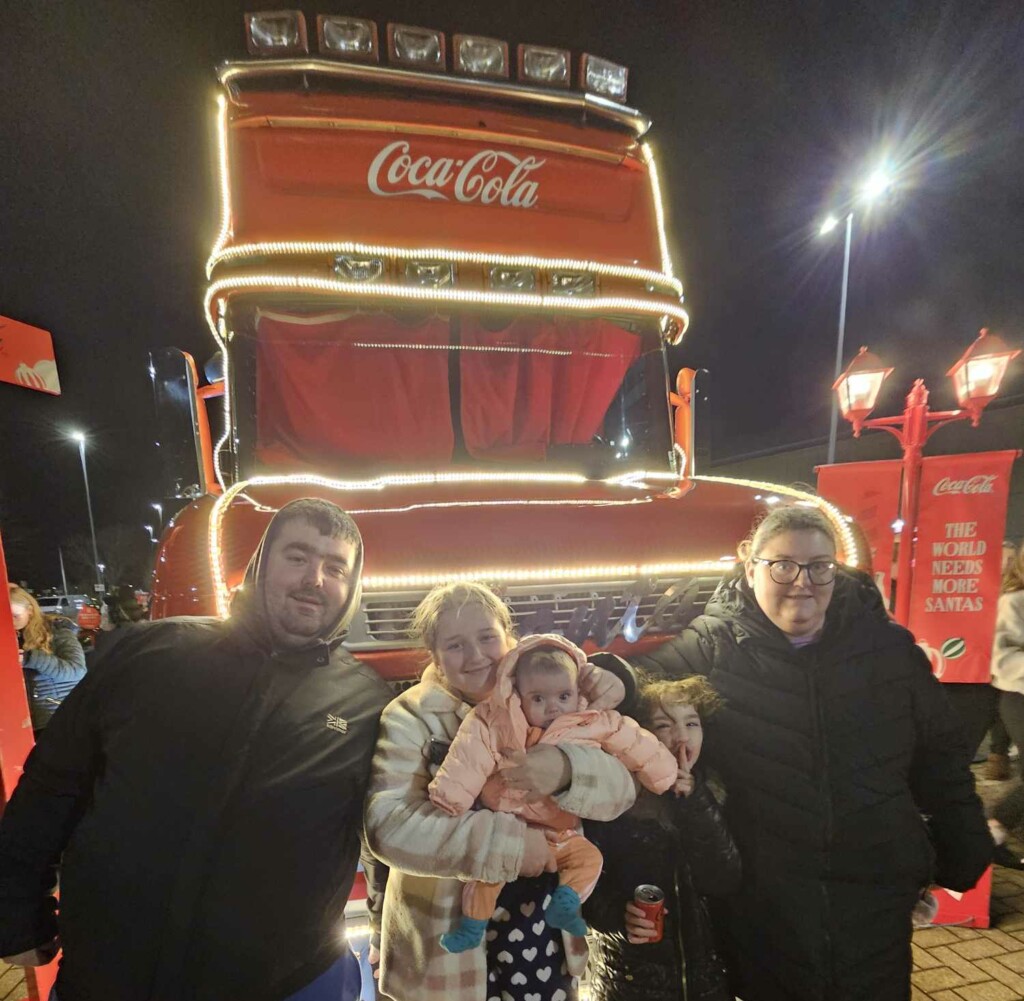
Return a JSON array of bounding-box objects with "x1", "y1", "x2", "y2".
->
[
  {"x1": 820, "y1": 166, "x2": 895, "y2": 465},
  {"x1": 833, "y1": 329, "x2": 1019, "y2": 624},
  {"x1": 68, "y1": 430, "x2": 103, "y2": 592}
]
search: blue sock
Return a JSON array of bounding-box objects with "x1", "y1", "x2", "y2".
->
[
  {"x1": 440, "y1": 916, "x2": 488, "y2": 953},
  {"x1": 544, "y1": 884, "x2": 589, "y2": 936}
]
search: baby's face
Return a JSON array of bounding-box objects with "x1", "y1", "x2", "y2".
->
[{"x1": 516, "y1": 665, "x2": 580, "y2": 729}]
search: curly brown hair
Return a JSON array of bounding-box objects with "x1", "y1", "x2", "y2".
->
[{"x1": 635, "y1": 673, "x2": 723, "y2": 727}]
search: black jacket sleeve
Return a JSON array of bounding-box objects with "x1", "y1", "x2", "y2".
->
[
  {"x1": 614, "y1": 623, "x2": 718, "y2": 718},
  {"x1": 906, "y1": 645, "x2": 992, "y2": 891},
  {"x1": 674, "y1": 778, "x2": 742, "y2": 897},
  {"x1": 0, "y1": 664, "x2": 105, "y2": 954}
]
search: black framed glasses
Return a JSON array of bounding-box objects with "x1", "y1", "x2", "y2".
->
[{"x1": 751, "y1": 558, "x2": 838, "y2": 586}]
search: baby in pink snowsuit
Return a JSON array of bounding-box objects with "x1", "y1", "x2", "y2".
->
[{"x1": 428, "y1": 633, "x2": 677, "y2": 953}]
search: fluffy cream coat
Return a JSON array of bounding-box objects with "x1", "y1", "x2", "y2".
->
[{"x1": 365, "y1": 664, "x2": 637, "y2": 1001}]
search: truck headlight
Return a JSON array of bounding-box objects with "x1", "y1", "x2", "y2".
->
[
  {"x1": 244, "y1": 10, "x2": 308, "y2": 57},
  {"x1": 453, "y1": 35, "x2": 509, "y2": 78},
  {"x1": 317, "y1": 16, "x2": 378, "y2": 62},
  {"x1": 580, "y1": 54, "x2": 628, "y2": 103},
  {"x1": 387, "y1": 24, "x2": 446, "y2": 71},
  {"x1": 405, "y1": 261, "x2": 455, "y2": 287},
  {"x1": 517, "y1": 45, "x2": 570, "y2": 88},
  {"x1": 550, "y1": 272, "x2": 596, "y2": 296}
]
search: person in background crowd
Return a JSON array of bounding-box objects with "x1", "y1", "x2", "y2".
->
[
  {"x1": 583, "y1": 674, "x2": 741, "y2": 1001},
  {"x1": 0, "y1": 499, "x2": 391, "y2": 1001},
  {"x1": 104, "y1": 585, "x2": 146, "y2": 628},
  {"x1": 984, "y1": 540, "x2": 1022, "y2": 782},
  {"x1": 627, "y1": 504, "x2": 991, "y2": 1001},
  {"x1": 365, "y1": 581, "x2": 635, "y2": 1001},
  {"x1": 8, "y1": 584, "x2": 86, "y2": 737},
  {"x1": 985, "y1": 539, "x2": 1024, "y2": 868}
]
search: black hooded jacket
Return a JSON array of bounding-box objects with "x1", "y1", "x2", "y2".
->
[
  {"x1": 629, "y1": 567, "x2": 991, "y2": 1001},
  {"x1": 0, "y1": 502, "x2": 393, "y2": 1001}
]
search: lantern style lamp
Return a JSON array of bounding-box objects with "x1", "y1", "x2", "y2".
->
[
  {"x1": 947, "y1": 328, "x2": 1020, "y2": 425},
  {"x1": 832, "y1": 347, "x2": 893, "y2": 435}
]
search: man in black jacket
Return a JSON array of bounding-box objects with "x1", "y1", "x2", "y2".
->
[{"x1": 0, "y1": 498, "x2": 393, "y2": 1001}]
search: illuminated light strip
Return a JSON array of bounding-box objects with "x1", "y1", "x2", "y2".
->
[
  {"x1": 691, "y1": 474, "x2": 863, "y2": 568},
  {"x1": 343, "y1": 497, "x2": 654, "y2": 516},
  {"x1": 361, "y1": 560, "x2": 731, "y2": 591},
  {"x1": 640, "y1": 142, "x2": 674, "y2": 279},
  {"x1": 211, "y1": 96, "x2": 232, "y2": 265},
  {"x1": 207, "y1": 239, "x2": 682, "y2": 294},
  {"x1": 203, "y1": 275, "x2": 690, "y2": 333}
]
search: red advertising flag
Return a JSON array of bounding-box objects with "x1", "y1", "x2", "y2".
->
[
  {"x1": 908, "y1": 450, "x2": 1020, "y2": 683},
  {"x1": 817, "y1": 460, "x2": 903, "y2": 596},
  {"x1": 0, "y1": 314, "x2": 61, "y2": 395}
]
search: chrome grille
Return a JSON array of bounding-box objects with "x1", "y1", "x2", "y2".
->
[{"x1": 347, "y1": 574, "x2": 725, "y2": 650}]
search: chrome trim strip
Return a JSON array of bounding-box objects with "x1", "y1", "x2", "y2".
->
[{"x1": 217, "y1": 59, "x2": 652, "y2": 136}]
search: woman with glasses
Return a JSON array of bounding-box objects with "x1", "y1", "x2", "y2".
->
[{"x1": 628, "y1": 505, "x2": 990, "y2": 1001}]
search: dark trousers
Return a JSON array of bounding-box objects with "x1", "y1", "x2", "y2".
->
[{"x1": 991, "y1": 691, "x2": 1024, "y2": 829}]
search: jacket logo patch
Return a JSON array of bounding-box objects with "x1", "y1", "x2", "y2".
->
[{"x1": 326, "y1": 713, "x2": 349, "y2": 734}]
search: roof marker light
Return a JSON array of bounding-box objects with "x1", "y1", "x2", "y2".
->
[
  {"x1": 387, "y1": 23, "x2": 446, "y2": 71},
  {"x1": 405, "y1": 260, "x2": 455, "y2": 287},
  {"x1": 334, "y1": 255, "x2": 384, "y2": 282},
  {"x1": 489, "y1": 266, "x2": 537, "y2": 292},
  {"x1": 317, "y1": 16, "x2": 378, "y2": 61},
  {"x1": 244, "y1": 11, "x2": 308, "y2": 57},
  {"x1": 581, "y1": 53, "x2": 628, "y2": 103},
  {"x1": 453, "y1": 34, "x2": 509, "y2": 78},
  {"x1": 517, "y1": 44, "x2": 570, "y2": 88},
  {"x1": 550, "y1": 272, "x2": 596, "y2": 297}
]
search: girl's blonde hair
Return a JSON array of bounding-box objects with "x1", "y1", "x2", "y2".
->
[
  {"x1": 636, "y1": 673, "x2": 723, "y2": 727},
  {"x1": 1004, "y1": 540, "x2": 1024, "y2": 595},
  {"x1": 409, "y1": 581, "x2": 515, "y2": 658},
  {"x1": 9, "y1": 585, "x2": 53, "y2": 654}
]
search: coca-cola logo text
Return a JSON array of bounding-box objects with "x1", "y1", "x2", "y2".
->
[
  {"x1": 367, "y1": 140, "x2": 544, "y2": 208},
  {"x1": 932, "y1": 475, "x2": 997, "y2": 496}
]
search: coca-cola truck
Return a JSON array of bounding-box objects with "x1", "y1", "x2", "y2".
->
[{"x1": 151, "y1": 16, "x2": 863, "y2": 710}]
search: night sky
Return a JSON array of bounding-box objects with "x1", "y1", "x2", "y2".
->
[{"x1": 2, "y1": 0, "x2": 1022, "y2": 586}]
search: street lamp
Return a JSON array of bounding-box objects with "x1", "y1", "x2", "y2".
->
[
  {"x1": 820, "y1": 164, "x2": 895, "y2": 465},
  {"x1": 151, "y1": 502, "x2": 163, "y2": 526},
  {"x1": 833, "y1": 329, "x2": 1019, "y2": 624},
  {"x1": 68, "y1": 430, "x2": 103, "y2": 592}
]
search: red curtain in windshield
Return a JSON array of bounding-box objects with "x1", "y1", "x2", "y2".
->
[
  {"x1": 459, "y1": 318, "x2": 640, "y2": 460},
  {"x1": 255, "y1": 311, "x2": 453, "y2": 466}
]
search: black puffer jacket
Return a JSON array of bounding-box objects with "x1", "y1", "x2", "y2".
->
[
  {"x1": 630, "y1": 568, "x2": 991, "y2": 1001},
  {"x1": 0, "y1": 504, "x2": 393, "y2": 1001},
  {"x1": 583, "y1": 777, "x2": 741, "y2": 1001}
]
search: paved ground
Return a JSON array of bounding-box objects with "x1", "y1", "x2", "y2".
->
[{"x1": 2, "y1": 766, "x2": 1023, "y2": 1001}]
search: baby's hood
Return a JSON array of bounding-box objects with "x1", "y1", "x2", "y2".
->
[{"x1": 484, "y1": 632, "x2": 590, "y2": 712}]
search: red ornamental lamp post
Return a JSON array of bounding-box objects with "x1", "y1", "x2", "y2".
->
[{"x1": 833, "y1": 329, "x2": 1020, "y2": 625}]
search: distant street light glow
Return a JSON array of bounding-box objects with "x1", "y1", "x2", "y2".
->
[
  {"x1": 819, "y1": 214, "x2": 840, "y2": 237},
  {"x1": 860, "y1": 166, "x2": 893, "y2": 203}
]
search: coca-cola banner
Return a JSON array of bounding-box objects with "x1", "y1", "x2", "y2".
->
[
  {"x1": 816, "y1": 460, "x2": 903, "y2": 598},
  {"x1": 908, "y1": 450, "x2": 1019, "y2": 683}
]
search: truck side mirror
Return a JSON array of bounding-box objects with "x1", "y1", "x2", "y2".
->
[
  {"x1": 149, "y1": 348, "x2": 219, "y2": 500},
  {"x1": 670, "y1": 367, "x2": 711, "y2": 479}
]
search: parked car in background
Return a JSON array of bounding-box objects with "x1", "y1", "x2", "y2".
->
[{"x1": 35, "y1": 593, "x2": 92, "y2": 620}]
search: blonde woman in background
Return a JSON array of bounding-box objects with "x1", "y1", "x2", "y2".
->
[{"x1": 9, "y1": 584, "x2": 86, "y2": 736}]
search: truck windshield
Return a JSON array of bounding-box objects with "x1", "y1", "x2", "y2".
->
[{"x1": 226, "y1": 303, "x2": 673, "y2": 476}]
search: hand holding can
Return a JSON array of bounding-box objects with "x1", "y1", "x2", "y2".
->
[{"x1": 625, "y1": 884, "x2": 665, "y2": 944}]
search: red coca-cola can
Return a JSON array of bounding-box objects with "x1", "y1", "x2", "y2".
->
[{"x1": 634, "y1": 884, "x2": 665, "y2": 943}]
